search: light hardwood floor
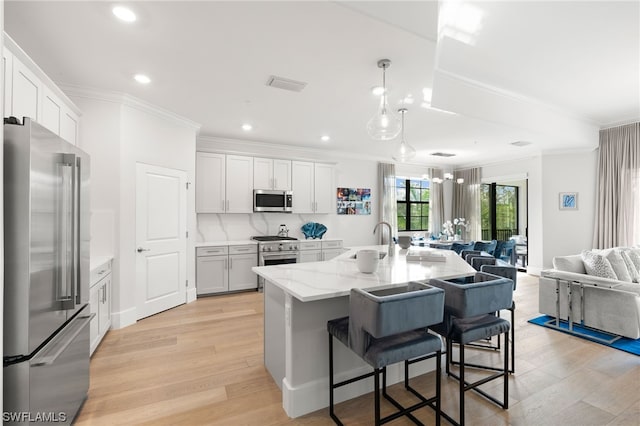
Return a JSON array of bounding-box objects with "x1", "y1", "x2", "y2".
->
[{"x1": 76, "y1": 273, "x2": 640, "y2": 425}]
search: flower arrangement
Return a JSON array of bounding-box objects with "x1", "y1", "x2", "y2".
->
[
  {"x1": 453, "y1": 217, "x2": 469, "y2": 235},
  {"x1": 442, "y1": 218, "x2": 468, "y2": 239}
]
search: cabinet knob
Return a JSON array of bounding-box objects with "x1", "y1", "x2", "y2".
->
[{"x1": 137, "y1": 247, "x2": 150, "y2": 253}]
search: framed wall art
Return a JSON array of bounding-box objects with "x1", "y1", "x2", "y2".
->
[
  {"x1": 337, "y1": 188, "x2": 371, "y2": 215},
  {"x1": 559, "y1": 192, "x2": 578, "y2": 210}
]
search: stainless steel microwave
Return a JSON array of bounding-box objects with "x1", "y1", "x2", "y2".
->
[{"x1": 253, "y1": 189, "x2": 293, "y2": 213}]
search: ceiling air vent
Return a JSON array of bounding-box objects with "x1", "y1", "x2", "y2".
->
[
  {"x1": 430, "y1": 152, "x2": 456, "y2": 158},
  {"x1": 510, "y1": 141, "x2": 533, "y2": 147},
  {"x1": 266, "y1": 75, "x2": 307, "y2": 92}
]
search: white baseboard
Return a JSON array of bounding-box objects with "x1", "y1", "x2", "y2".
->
[{"x1": 110, "y1": 307, "x2": 137, "y2": 329}]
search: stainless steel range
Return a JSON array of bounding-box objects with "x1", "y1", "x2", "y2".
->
[
  {"x1": 253, "y1": 236, "x2": 300, "y2": 289},
  {"x1": 253, "y1": 236, "x2": 300, "y2": 266}
]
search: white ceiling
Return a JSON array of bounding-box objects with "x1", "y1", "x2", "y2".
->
[{"x1": 5, "y1": 1, "x2": 639, "y2": 167}]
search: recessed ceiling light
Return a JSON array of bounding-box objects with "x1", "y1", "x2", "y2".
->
[
  {"x1": 134, "y1": 74, "x2": 151, "y2": 84},
  {"x1": 112, "y1": 6, "x2": 137, "y2": 23},
  {"x1": 371, "y1": 86, "x2": 385, "y2": 96},
  {"x1": 242, "y1": 123, "x2": 253, "y2": 131},
  {"x1": 321, "y1": 135, "x2": 330, "y2": 142}
]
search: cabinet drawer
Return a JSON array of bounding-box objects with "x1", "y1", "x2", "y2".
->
[
  {"x1": 90, "y1": 260, "x2": 112, "y2": 287},
  {"x1": 322, "y1": 240, "x2": 343, "y2": 249},
  {"x1": 299, "y1": 241, "x2": 322, "y2": 250},
  {"x1": 229, "y1": 245, "x2": 257, "y2": 255},
  {"x1": 197, "y1": 246, "x2": 228, "y2": 257}
]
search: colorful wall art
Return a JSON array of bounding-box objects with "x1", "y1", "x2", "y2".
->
[{"x1": 337, "y1": 188, "x2": 371, "y2": 215}]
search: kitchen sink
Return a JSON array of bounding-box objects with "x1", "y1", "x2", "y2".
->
[{"x1": 349, "y1": 252, "x2": 387, "y2": 260}]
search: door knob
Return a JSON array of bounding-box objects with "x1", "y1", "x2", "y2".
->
[{"x1": 137, "y1": 247, "x2": 150, "y2": 253}]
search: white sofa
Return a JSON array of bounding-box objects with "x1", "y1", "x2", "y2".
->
[{"x1": 539, "y1": 249, "x2": 640, "y2": 339}]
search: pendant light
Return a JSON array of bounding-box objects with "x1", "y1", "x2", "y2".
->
[
  {"x1": 367, "y1": 59, "x2": 401, "y2": 140},
  {"x1": 392, "y1": 108, "x2": 416, "y2": 162}
]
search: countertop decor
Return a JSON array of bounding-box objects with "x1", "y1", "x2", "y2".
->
[{"x1": 301, "y1": 222, "x2": 327, "y2": 239}]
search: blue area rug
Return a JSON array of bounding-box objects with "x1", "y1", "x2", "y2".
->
[{"x1": 528, "y1": 315, "x2": 640, "y2": 356}]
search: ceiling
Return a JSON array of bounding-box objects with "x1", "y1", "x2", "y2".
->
[{"x1": 5, "y1": 1, "x2": 639, "y2": 167}]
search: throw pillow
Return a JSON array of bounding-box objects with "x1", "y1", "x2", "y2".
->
[
  {"x1": 553, "y1": 255, "x2": 586, "y2": 274},
  {"x1": 608, "y1": 250, "x2": 633, "y2": 282},
  {"x1": 628, "y1": 248, "x2": 640, "y2": 270},
  {"x1": 581, "y1": 250, "x2": 617, "y2": 280},
  {"x1": 620, "y1": 250, "x2": 640, "y2": 283}
]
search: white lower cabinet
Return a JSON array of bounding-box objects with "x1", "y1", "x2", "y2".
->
[
  {"x1": 90, "y1": 259, "x2": 112, "y2": 356},
  {"x1": 196, "y1": 244, "x2": 257, "y2": 295},
  {"x1": 322, "y1": 240, "x2": 344, "y2": 260},
  {"x1": 299, "y1": 240, "x2": 343, "y2": 262}
]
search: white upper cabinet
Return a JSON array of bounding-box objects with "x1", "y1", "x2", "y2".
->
[
  {"x1": 314, "y1": 163, "x2": 335, "y2": 214},
  {"x1": 41, "y1": 86, "x2": 62, "y2": 135},
  {"x1": 292, "y1": 161, "x2": 315, "y2": 213},
  {"x1": 226, "y1": 155, "x2": 254, "y2": 213},
  {"x1": 254, "y1": 157, "x2": 291, "y2": 190},
  {"x1": 11, "y1": 56, "x2": 41, "y2": 123},
  {"x1": 3, "y1": 34, "x2": 81, "y2": 145},
  {"x1": 196, "y1": 152, "x2": 226, "y2": 213},
  {"x1": 196, "y1": 152, "x2": 253, "y2": 214},
  {"x1": 3, "y1": 48, "x2": 13, "y2": 116},
  {"x1": 292, "y1": 161, "x2": 334, "y2": 214}
]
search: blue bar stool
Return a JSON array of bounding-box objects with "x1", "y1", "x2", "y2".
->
[
  {"x1": 428, "y1": 272, "x2": 514, "y2": 426},
  {"x1": 327, "y1": 282, "x2": 445, "y2": 425}
]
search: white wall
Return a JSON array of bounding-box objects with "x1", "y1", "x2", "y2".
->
[
  {"x1": 119, "y1": 104, "x2": 198, "y2": 325},
  {"x1": 481, "y1": 149, "x2": 597, "y2": 274},
  {"x1": 197, "y1": 140, "x2": 380, "y2": 247},
  {"x1": 540, "y1": 150, "x2": 597, "y2": 267},
  {"x1": 69, "y1": 91, "x2": 199, "y2": 329}
]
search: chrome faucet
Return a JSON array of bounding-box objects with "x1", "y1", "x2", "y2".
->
[{"x1": 373, "y1": 221, "x2": 395, "y2": 257}]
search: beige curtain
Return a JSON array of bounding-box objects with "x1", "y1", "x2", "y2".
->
[
  {"x1": 593, "y1": 122, "x2": 640, "y2": 248},
  {"x1": 428, "y1": 168, "x2": 444, "y2": 236},
  {"x1": 378, "y1": 163, "x2": 397, "y2": 244},
  {"x1": 453, "y1": 168, "x2": 481, "y2": 241}
]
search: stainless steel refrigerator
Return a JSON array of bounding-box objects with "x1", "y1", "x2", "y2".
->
[{"x1": 3, "y1": 117, "x2": 91, "y2": 424}]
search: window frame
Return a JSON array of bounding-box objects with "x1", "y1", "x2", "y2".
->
[{"x1": 396, "y1": 178, "x2": 430, "y2": 232}]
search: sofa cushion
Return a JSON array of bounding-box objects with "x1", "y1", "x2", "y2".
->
[
  {"x1": 620, "y1": 250, "x2": 640, "y2": 283},
  {"x1": 553, "y1": 255, "x2": 586, "y2": 274},
  {"x1": 581, "y1": 250, "x2": 617, "y2": 279},
  {"x1": 608, "y1": 250, "x2": 633, "y2": 282}
]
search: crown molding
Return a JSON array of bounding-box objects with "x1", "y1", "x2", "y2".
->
[
  {"x1": 58, "y1": 84, "x2": 202, "y2": 132},
  {"x1": 600, "y1": 118, "x2": 640, "y2": 130},
  {"x1": 197, "y1": 133, "x2": 446, "y2": 168}
]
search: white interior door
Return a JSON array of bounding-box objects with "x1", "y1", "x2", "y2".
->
[{"x1": 136, "y1": 163, "x2": 187, "y2": 319}]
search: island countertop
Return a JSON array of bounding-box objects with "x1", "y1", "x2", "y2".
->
[{"x1": 252, "y1": 244, "x2": 476, "y2": 302}]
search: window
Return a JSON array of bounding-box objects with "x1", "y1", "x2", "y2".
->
[
  {"x1": 396, "y1": 178, "x2": 429, "y2": 231},
  {"x1": 481, "y1": 183, "x2": 519, "y2": 240}
]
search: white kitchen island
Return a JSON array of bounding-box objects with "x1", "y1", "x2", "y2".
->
[{"x1": 252, "y1": 245, "x2": 476, "y2": 418}]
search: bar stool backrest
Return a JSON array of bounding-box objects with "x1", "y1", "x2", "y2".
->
[{"x1": 348, "y1": 282, "x2": 445, "y2": 358}]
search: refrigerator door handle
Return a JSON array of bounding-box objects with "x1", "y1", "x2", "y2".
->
[
  {"x1": 31, "y1": 314, "x2": 94, "y2": 366},
  {"x1": 75, "y1": 156, "x2": 82, "y2": 305},
  {"x1": 57, "y1": 154, "x2": 77, "y2": 310}
]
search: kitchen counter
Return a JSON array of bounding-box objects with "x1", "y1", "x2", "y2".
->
[
  {"x1": 254, "y1": 245, "x2": 476, "y2": 418},
  {"x1": 253, "y1": 245, "x2": 473, "y2": 302},
  {"x1": 195, "y1": 240, "x2": 257, "y2": 247},
  {"x1": 90, "y1": 255, "x2": 114, "y2": 272}
]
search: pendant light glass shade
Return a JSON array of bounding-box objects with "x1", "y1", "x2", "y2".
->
[
  {"x1": 367, "y1": 59, "x2": 401, "y2": 141},
  {"x1": 392, "y1": 108, "x2": 416, "y2": 162}
]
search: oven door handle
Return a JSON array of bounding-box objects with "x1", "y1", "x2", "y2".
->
[{"x1": 261, "y1": 253, "x2": 299, "y2": 261}]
